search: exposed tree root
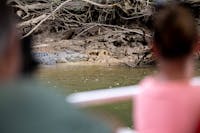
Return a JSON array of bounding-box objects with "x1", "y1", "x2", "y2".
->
[{"x1": 9, "y1": 0, "x2": 199, "y2": 41}]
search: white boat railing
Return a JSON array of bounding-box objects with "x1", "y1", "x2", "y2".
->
[{"x1": 66, "y1": 85, "x2": 140, "y2": 106}]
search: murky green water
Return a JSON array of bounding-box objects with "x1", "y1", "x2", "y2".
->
[
  {"x1": 38, "y1": 65, "x2": 155, "y2": 93},
  {"x1": 37, "y1": 63, "x2": 200, "y2": 128},
  {"x1": 37, "y1": 64, "x2": 154, "y2": 127}
]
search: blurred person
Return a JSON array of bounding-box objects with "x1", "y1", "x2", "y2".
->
[
  {"x1": 0, "y1": 1, "x2": 21, "y2": 81},
  {"x1": 134, "y1": 2, "x2": 200, "y2": 133},
  {"x1": 0, "y1": 1, "x2": 111, "y2": 133}
]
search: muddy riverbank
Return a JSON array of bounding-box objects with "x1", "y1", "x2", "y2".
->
[{"x1": 33, "y1": 30, "x2": 154, "y2": 67}]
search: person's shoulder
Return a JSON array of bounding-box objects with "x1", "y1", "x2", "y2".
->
[{"x1": 0, "y1": 79, "x2": 112, "y2": 133}]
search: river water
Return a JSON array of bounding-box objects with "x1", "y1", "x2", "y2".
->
[{"x1": 37, "y1": 64, "x2": 200, "y2": 128}]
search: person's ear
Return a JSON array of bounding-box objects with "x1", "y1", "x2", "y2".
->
[
  {"x1": 151, "y1": 41, "x2": 160, "y2": 59},
  {"x1": 4, "y1": 31, "x2": 20, "y2": 58},
  {"x1": 0, "y1": 31, "x2": 21, "y2": 81},
  {"x1": 3, "y1": 30, "x2": 21, "y2": 72}
]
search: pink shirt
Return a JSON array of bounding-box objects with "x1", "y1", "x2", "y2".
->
[{"x1": 134, "y1": 77, "x2": 200, "y2": 133}]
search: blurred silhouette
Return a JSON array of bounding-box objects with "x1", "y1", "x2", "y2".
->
[
  {"x1": 0, "y1": 1, "x2": 111, "y2": 133},
  {"x1": 134, "y1": 1, "x2": 200, "y2": 133},
  {"x1": 0, "y1": 0, "x2": 21, "y2": 81}
]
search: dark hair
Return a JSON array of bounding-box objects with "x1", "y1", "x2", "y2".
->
[
  {"x1": 21, "y1": 36, "x2": 39, "y2": 76},
  {"x1": 0, "y1": 0, "x2": 15, "y2": 54},
  {"x1": 153, "y1": 3, "x2": 198, "y2": 59}
]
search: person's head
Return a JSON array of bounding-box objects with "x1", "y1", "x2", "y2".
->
[
  {"x1": 0, "y1": 1, "x2": 22, "y2": 81},
  {"x1": 152, "y1": 2, "x2": 198, "y2": 63},
  {"x1": 0, "y1": 1, "x2": 39, "y2": 81}
]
